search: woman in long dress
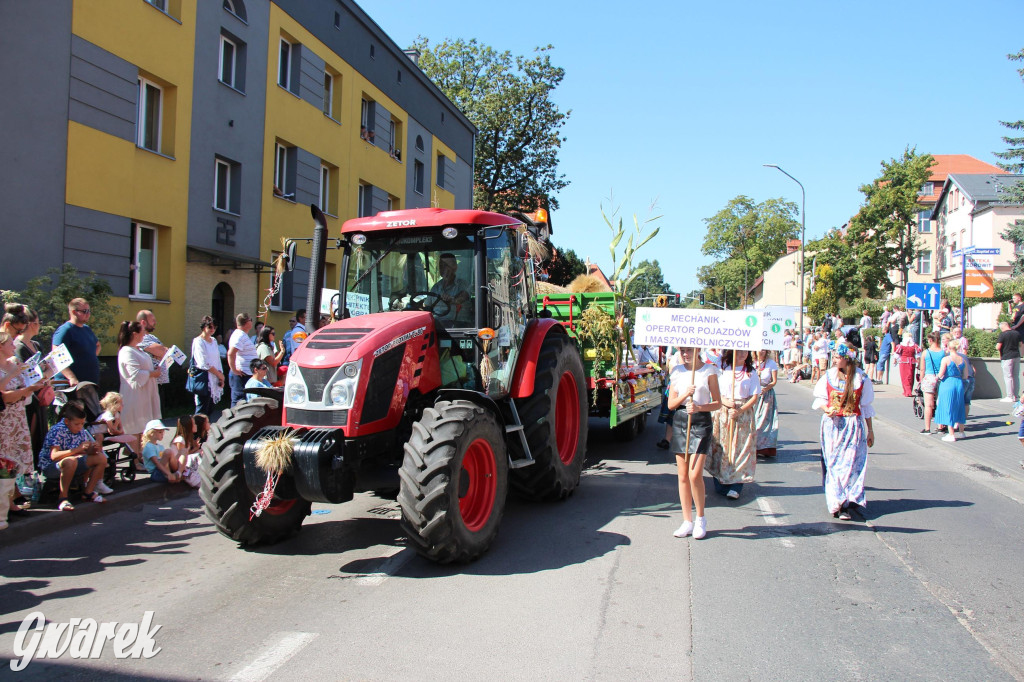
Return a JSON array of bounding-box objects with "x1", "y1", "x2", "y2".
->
[
  {"x1": 707, "y1": 348, "x2": 760, "y2": 500},
  {"x1": 934, "y1": 343, "x2": 968, "y2": 442},
  {"x1": 667, "y1": 346, "x2": 721, "y2": 540},
  {"x1": 190, "y1": 316, "x2": 225, "y2": 415},
  {"x1": 918, "y1": 332, "x2": 946, "y2": 434},
  {"x1": 812, "y1": 343, "x2": 875, "y2": 520},
  {"x1": 117, "y1": 320, "x2": 162, "y2": 456},
  {"x1": 754, "y1": 349, "x2": 779, "y2": 457},
  {"x1": 892, "y1": 333, "x2": 920, "y2": 397}
]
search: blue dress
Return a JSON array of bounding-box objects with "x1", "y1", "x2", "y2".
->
[{"x1": 934, "y1": 360, "x2": 966, "y2": 427}]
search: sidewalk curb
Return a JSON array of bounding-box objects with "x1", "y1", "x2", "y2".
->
[
  {"x1": 786, "y1": 379, "x2": 1024, "y2": 484},
  {"x1": 1, "y1": 482, "x2": 196, "y2": 548}
]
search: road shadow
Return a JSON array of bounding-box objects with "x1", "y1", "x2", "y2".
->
[
  {"x1": 0, "y1": 658, "x2": 183, "y2": 681},
  {"x1": 711, "y1": 520, "x2": 933, "y2": 541},
  {"x1": 866, "y1": 497, "x2": 973, "y2": 519}
]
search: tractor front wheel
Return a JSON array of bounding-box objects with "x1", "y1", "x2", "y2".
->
[
  {"x1": 398, "y1": 400, "x2": 508, "y2": 564},
  {"x1": 199, "y1": 398, "x2": 311, "y2": 546}
]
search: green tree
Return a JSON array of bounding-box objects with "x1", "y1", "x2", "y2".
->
[
  {"x1": 846, "y1": 147, "x2": 935, "y2": 295},
  {"x1": 1, "y1": 264, "x2": 121, "y2": 349},
  {"x1": 697, "y1": 195, "x2": 800, "y2": 307},
  {"x1": 413, "y1": 37, "x2": 570, "y2": 213},
  {"x1": 544, "y1": 244, "x2": 587, "y2": 286},
  {"x1": 629, "y1": 259, "x2": 675, "y2": 304},
  {"x1": 806, "y1": 228, "x2": 869, "y2": 301},
  {"x1": 806, "y1": 264, "x2": 838, "y2": 323},
  {"x1": 995, "y1": 48, "x2": 1024, "y2": 276}
]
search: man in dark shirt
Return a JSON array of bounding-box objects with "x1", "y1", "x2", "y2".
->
[
  {"x1": 996, "y1": 321, "x2": 1022, "y2": 403},
  {"x1": 1010, "y1": 292, "x2": 1024, "y2": 333},
  {"x1": 51, "y1": 297, "x2": 101, "y2": 386}
]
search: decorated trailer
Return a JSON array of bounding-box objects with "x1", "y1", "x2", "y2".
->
[{"x1": 538, "y1": 291, "x2": 662, "y2": 440}]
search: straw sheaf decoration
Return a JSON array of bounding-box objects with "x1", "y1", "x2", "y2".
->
[{"x1": 255, "y1": 430, "x2": 295, "y2": 476}]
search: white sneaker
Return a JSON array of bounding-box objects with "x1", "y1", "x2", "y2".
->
[
  {"x1": 941, "y1": 434, "x2": 956, "y2": 443},
  {"x1": 94, "y1": 481, "x2": 114, "y2": 495},
  {"x1": 673, "y1": 520, "x2": 694, "y2": 538},
  {"x1": 693, "y1": 516, "x2": 707, "y2": 539},
  {"x1": 726, "y1": 490, "x2": 740, "y2": 499},
  {"x1": 1000, "y1": 397, "x2": 1016, "y2": 403}
]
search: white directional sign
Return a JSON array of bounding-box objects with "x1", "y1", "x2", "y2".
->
[
  {"x1": 634, "y1": 308, "x2": 766, "y2": 350},
  {"x1": 906, "y1": 282, "x2": 940, "y2": 310}
]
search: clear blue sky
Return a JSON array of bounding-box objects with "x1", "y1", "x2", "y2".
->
[{"x1": 358, "y1": 0, "x2": 1024, "y2": 294}]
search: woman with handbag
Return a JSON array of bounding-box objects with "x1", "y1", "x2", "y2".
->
[
  {"x1": 918, "y1": 332, "x2": 946, "y2": 435},
  {"x1": 189, "y1": 316, "x2": 224, "y2": 415}
]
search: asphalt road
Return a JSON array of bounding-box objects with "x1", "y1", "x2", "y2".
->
[{"x1": 2, "y1": 381, "x2": 1023, "y2": 681}]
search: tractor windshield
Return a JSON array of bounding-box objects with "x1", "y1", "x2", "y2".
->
[{"x1": 344, "y1": 230, "x2": 476, "y2": 328}]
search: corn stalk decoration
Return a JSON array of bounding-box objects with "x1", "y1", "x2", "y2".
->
[{"x1": 601, "y1": 203, "x2": 661, "y2": 367}]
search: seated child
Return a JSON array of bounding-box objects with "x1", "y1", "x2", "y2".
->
[
  {"x1": 140, "y1": 419, "x2": 182, "y2": 484},
  {"x1": 91, "y1": 392, "x2": 137, "y2": 453},
  {"x1": 193, "y1": 413, "x2": 210, "y2": 448},
  {"x1": 245, "y1": 359, "x2": 272, "y2": 401},
  {"x1": 39, "y1": 401, "x2": 108, "y2": 510},
  {"x1": 171, "y1": 414, "x2": 201, "y2": 488}
]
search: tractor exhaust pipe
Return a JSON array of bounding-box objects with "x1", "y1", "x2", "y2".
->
[{"x1": 306, "y1": 204, "x2": 329, "y2": 332}]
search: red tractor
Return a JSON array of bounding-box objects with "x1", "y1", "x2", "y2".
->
[{"x1": 199, "y1": 206, "x2": 588, "y2": 563}]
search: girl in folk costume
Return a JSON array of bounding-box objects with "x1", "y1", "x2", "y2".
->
[
  {"x1": 666, "y1": 346, "x2": 721, "y2": 540},
  {"x1": 892, "y1": 333, "x2": 921, "y2": 398},
  {"x1": 812, "y1": 343, "x2": 875, "y2": 520},
  {"x1": 754, "y1": 349, "x2": 779, "y2": 457},
  {"x1": 707, "y1": 349, "x2": 760, "y2": 500}
]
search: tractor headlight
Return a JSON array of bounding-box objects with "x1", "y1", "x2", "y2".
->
[
  {"x1": 286, "y1": 381, "x2": 307, "y2": 406},
  {"x1": 326, "y1": 360, "x2": 361, "y2": 409}
]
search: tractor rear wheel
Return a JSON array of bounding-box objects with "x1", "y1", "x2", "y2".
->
[
  {"x1": 511, "y1": 334, "x2": 588, "y2": 501},
  {"x1": 199, "y1": 398, "x2": 311, "y2": 546},
  {"x1": 398, "y1": 400, "x2": 508, "y2": 563}
]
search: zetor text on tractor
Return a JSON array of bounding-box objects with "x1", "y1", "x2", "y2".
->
[{"x1": 199, "y1": 206, "x2": 589, "y2": 563}]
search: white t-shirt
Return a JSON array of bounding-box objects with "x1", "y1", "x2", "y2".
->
[
  {"x1": 812, "y1": 337, "x2": 828, "y2": 360},
  {"x1": 229, "y1": 328, "x2": 259, "y2": 375},
  {"x1": 669, "y1": 362, "x2": 719, "y2": 407},
  {"x1": 859, "y1": 315, "x2": 871, "y2": 330},
  {"x1": 718, "y1": 366, "x2": 761, "y2": 401},
  {"x1": 756, "y1": 358, "x2": 779, "y2": 386}
]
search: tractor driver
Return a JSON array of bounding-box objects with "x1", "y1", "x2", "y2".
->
[{"x1": 429, "y1": 253, "x2": 472, "y2": 325}]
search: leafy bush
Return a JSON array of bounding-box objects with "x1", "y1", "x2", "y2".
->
[
  {"x1": 0, "y1": 264, "x2": 121, "y2": 349},
  {"x1": 963, "y1": 327, "x2": 999, "y2": 358}
]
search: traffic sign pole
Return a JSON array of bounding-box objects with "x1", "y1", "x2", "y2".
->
[{"x1": 960, "y1": 253, "x2": 966, "y2": 332}]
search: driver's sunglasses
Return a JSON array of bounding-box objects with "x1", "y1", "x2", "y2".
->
[{"x1": 75, "y1": 308, "x2": 91, "y2": 314}]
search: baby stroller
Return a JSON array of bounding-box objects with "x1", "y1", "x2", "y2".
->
[
  {"x1": 54, "y1": 382, "x2": 137, "y2": 484},
  {"x1": 912, "y1": 367, "x2": 925, "y2": 419}
]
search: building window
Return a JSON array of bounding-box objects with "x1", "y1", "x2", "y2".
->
[
  {"x1": 916, "y1": 250, "x2": 931, "y2": 275},
  {"x1": 415, "y1": 135, "x2": 424, "y2": 152},
  {"x1": 918, "y1": 210, "x2": 931, "y2": 233},
  {"x1": 369, "y1": 44, "x2": 375, "y2": 59},
  {"x1": 397, "y1": 70, "x2": 402, "y2": 84},
  {"x1": 214, "y1": 157, "x2": 240, "y2": 213},
  {"x1": 223, "y1": 0, "x2": 247, "y2": 21},
  {"x1": 414, "y1": 160, "x2": 424, "y2": 195},
  {"x1": 334, "y1": 11, "x2": 341, "y2": 29},
  {"x1": 360, "y1": 98, "x2": 375, "y2": 142},
  {"x1": 278, "y1": 39, "x2": 291, "y2": 90},
  {"x1": 145, "y1": 0, "x2": 167, "y2": 12},
  {"x1": 387, "y1": 195, "x2": 394, "y2": 211},
  {"x1": 919, "y1": 181, "x2": 934, "y2": 197},
  {"x1": 137, "y1": 77, "x2": 162, "y2": 152},
  {"x1": 219, "y1": 35, "x2": 237, "y2": 88},
  {"x1": 319, "y1": 164, "x2": 331, "y2": 214},
  {"x1": 436, "y1": 155, "x2": 446, "y2": 189},
  {"x1": 1015, "y1": 241, "x2": 1024, "y2": 256},
  {"x1": 388, "y1": 118, "x2": 402, "y2": 161},
  {"x1": 358, "y1": 183, "x2": 372, "y2": 217},
  {"x1": 131, "y1": 223, "x2": 157, "y2": 299},
  {"x1": 274, "y1": 142, "x2": 296, "y2": 198},
  {"x1": 323, "y1": 72, "x2": 333, "y2": 117}
]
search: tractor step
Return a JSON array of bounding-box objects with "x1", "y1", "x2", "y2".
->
[
  {"x1": 505, "y1": 424, "x2": 524, "y2": 433},
  {"x1": 508, "y1": 457, "x2": 535, "y2": 469}
]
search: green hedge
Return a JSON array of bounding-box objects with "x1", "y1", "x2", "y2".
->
[{"x1": 963, "y1": 328, "x2": 999, "y2": 358}]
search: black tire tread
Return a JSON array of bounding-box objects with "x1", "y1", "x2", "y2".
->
[{"x1": 199, "y1": 398, "x2": 311, "y2": 546}]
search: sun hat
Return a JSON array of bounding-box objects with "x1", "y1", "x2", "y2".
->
[{"x1": 144, "y1": 419, "x2": 167, "y2": 433}]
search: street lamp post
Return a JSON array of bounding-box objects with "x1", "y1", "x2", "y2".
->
[{"x1": 764, "y1": 164, "x2": 805, "y2": 333}]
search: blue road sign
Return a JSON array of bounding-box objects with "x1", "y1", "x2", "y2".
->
[{"x1": 906, "y1": 282, "x2": 940, "y2": 310}]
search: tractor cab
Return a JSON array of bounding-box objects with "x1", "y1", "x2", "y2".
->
[{"x1": 339, "y1": 208, "x2": 540, "y2": 398}]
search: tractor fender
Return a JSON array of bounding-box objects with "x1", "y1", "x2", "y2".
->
[
  {"x1": 510, "y1": 319, "x2": 568, "y2": 399},
  {"x1": 436, "y1": 389, "x2": 505, "y2": 429}
]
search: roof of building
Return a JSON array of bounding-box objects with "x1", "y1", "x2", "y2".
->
[
  {"x1": 920, "y1": 155, "x2": 1007, "y2": 204},
  {"x1": 930, "y1": 173, "x2": 1024, "y2": 219}
]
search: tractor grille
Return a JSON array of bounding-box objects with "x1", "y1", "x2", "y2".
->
[
  {"x1": 305, "y1": 327, "x2": 372, "y2": 350},
  {"x1": 286, "y1": 408, "x2": 348, "y2": 427},
  {"x1": 361, "y1": 344, "x2": 404, "y2": 424},
  {"x1": 298, "y1": 366, "x2": 338, "y2": 402}
]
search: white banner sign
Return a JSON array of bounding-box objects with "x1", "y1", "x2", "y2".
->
[{"x1": 633, "y1": 308, "x2": 766, "y2": 350}]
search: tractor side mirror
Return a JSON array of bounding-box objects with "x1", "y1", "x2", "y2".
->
[{"x1": 283, "y1": 240, "x2": 297, "y2": 272}]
